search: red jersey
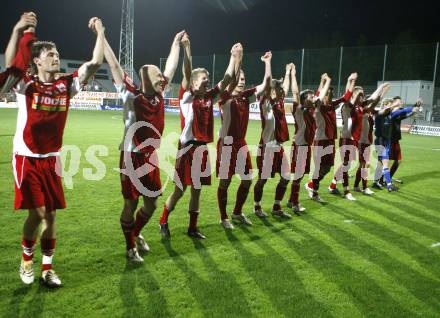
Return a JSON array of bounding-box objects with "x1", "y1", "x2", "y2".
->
[
  {"x1": 179, "y1": 85, "x2": 220, "y2": 144},
  {"x1": 340, "y1": 102, "x2": 363, "y2": 141},
  {"x1": 259, "y1": 96, "x2": 289, "y2": 144},
  {"x1": 315, "y1": 90, "x2": 352, "y2": 141},
  {"x1": 13, "y1": 71, "x2": 81, "y2": 157},
  {"x1": 218, "y1": 87, "x2": 256, "y2": 141},
  {"x1": 293, "y1": 105, "x2": 316, "y2": 146},
  {"x1": 116, "y1": 73, "x2": 165, "y2": 153}
]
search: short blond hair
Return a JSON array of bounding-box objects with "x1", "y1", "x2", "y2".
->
[{"x1": 191, "y1": 68, "x2": 209, "y2": 83}]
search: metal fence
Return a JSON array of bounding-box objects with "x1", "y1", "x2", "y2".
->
[{"x1": 160, "y1": 42, "x2": 440, "y2": 122}]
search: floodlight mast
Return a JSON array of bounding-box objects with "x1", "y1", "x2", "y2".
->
[{"x1": 119, "y1": 0, "x2": 135, "y2": 79}]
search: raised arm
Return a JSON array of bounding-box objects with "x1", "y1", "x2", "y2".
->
[
  {"x1": 282, "y1": 64, "x2": 291, "y2": 96},
  {"x1": 346, "y1": 72, "x2": 357, "y2": 93},
  {"x1": 77, "y1": 17, "x2": 106, "y2": 85},
  {"x1": 256, "y1": 51, "x2": 272, "y2": 96},
  {"x1": 4, "y1": 12, "x2": 37, "y2": 68},
  {"x1": 103, "y1": 38, "x2": 124, "y2": 85},
  {"x1": 290, "y1": 63, "x2": 299, "y2": 105},
  {"x1": 181, "y1": 33, "x2": 192, "y2": 91},
  {"x1": 163, "y1": 31, "x2": 185, "y2": 83},
  {"x1": 218, "y1": 43, "x2": 241, "y2": 93},
  {"x1": 317, "y1": 73, "x2": 326, "y2": 94},
  {"x1": 225, "y1": 43, "x2": 243, "y2": 93},
  {"x1": 364, "y1": 82, "x2": 390, "y2": 110},
  {"x1": 317, "y1": 74, "x2": 331, "y2": 101}
]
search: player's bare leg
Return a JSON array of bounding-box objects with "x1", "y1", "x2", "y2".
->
[
  {"x1": 120, "y1": 199, "x2": 143, "y2": 262},
  {"x1": 159, "y1": 185, "x2": 187, "y2": 239},
  {"x1": 20, "y1": 207, "x2": 45, "y2": 285},
  {"x1": 188, "y1": 186, "x2": 205, "y2": 239},
  {"x1": 40, "y1": 210, "x2": 61, "y2": 288},
  {"x1": 253, "y1": 177, "x2": 268, "y2": 218}
]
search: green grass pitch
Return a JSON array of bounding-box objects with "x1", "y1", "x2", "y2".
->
[{"x1": 0, "y1": 108, "x2": 440, "y2": 317}]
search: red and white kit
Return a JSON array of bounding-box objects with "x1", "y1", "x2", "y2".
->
[
  {"x1": 13, "y1": 68, "x2": 81, "y2": 211},
  {"x1": 216, "y1": 88, "x2": 256, "y2": 179},
  {"x1": 175, "y1": 85, "x2": 220, "y2": 187},
  {"x1": 339, "y1": 102, "x2": 363, "y2": 161},
  {"x1": 314, "y1": 91, "x2": 352, "y2": 167},
  {"x1": 358, "y1": 109, "x2": 374, "y2": 164},
  {"x1": 257, "y1": 96, "x2": 290, "y2": 179},
  {"x1": 291, "y1": 105, "x2": 315, "y2": 179},
  {"x1": 117, "y1": 73, "x2": 166, "y2": 199}
]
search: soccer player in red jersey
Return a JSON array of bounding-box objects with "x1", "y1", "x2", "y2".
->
[
  {"x1": 104, "y1": 30, "x2": 185, "y2": 261},
  {"x1": 216, "y1": 49, "x2": 272, "y2": 229},
  {"x1": 288, "y1": 71, "x2": 331, "y2": 214},
  {"x1": 353, "y1": 104, "x2": 377, "y2": 195},
  {"x1": 253, "y1": 59, "x2": 293, "y2": 219},
  {"x1": 12, "y1": 17, "x2": 105, "y2": 287},
  {"x1": 159, "y1": 34, "x2": 240, "y2": 239},
  {"x1": 304, "y1": 73, "x2": 357, "y2": 202},
  {"x1": 329, "y1": 81, "x2": 390, "y2": 200}
]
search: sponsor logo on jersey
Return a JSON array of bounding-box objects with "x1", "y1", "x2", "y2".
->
[{"x1": 32, "y1": 93, "x2": 68, "y2": 111}]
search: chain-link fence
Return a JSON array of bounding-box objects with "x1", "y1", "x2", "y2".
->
[{"x1": 161, "y1": 42, "x2": 440, "y2": 122}]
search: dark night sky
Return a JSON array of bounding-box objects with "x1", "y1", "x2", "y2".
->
[{"x1": 2, "y1": 0, "x2": 439, "y2": 69}]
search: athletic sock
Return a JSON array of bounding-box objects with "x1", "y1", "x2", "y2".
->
[
  {"x1": 254, "y1": 182, "x2": 264, "y2": 203},
  {"x1": 361, "y1": 168, "x2": 368, "y2": 189},
  {"x1": 120, "y1": 219, "x2": 136, "y2": 250},
  {"x1": 275, "y1": 181, "x2": 288, "y2": 201},
  {"x1": 383, "y1": 167, "x2": 392, "y2": 187},
  {"x1": 217, "y1": 187, "x2": 228, "y2": 220},
  {"x1": 40, "y1": 238, "x2": 56, "y2": 272},
  {"x1": 21, "y1": 238, "x2": 36, "y2": 262},
  {"x1": 273, "y1": 200, "x2": 281, "y2": 211},
  {"x1": 233, "y1": 183, "x2": 250, "y2": 215},
  {"x1": 354, "y1": 167, "x2": 361, "y2": 188},
  {"x1": 133, "y1": 207, "x2": 152, "y2": 237},
  {"x1": 289, "y1": 182, "x2": 300, "y2": 205},
  {"x1": 329, "y1": 176, "x2": 337, "y2": 189},
  {"x1": 188, "y1": 211, "x2": 199, "y2": 231},
  {"x1": 390, "y1": 161, "x2": 399, "y2": 178},
  {"x1": 159, "y1": 205, "x2": 170, "y2": 225}
]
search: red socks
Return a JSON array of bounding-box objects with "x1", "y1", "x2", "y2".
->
[
  {"x1": 41, "y1": 238, "x2": 56, "y2": 271},
  {"x1": 188, "y1": 211, "x2": 199, "y2": 231},
  {"x1": 21, "y1": 238, "x2": 35, "y2": 262},
  {"x1": 233, "y1": 183, "x2": 250, "y2": 215},
  {"x1": 217, "y1": 187, "x2": 228, "y2": 220},
  {"x1": 160, "y1": 205, "x2": 170, "y2": 225},
  {"x1": 133, "y1": 208, "x2": 152, "y2": 237},
  {"x1": 120, "y1": 219, "x2": 135, "y2": 250}
]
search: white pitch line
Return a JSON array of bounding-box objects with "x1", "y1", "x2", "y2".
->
[
  {"x1": 432, "y1": 149, "x2": 440, "y2": 151},
  {"x1": 111, "y1": 116, "x2": 121, "y2": 120},
  {"x1": 344, "y1": 219, "x2": 355, "y2": 224},
  {"x1": 431, "y1": 242, "x2": 440, "y2": 248}
]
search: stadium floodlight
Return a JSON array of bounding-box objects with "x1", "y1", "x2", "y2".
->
[{"x1": 119, "y1": 0, "x2": 135, "y2": 79}]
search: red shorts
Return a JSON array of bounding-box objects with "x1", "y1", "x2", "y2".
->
[
  {"x1": 13, "y1": 155, "x2": 66, "y2": 211},
  {"x1": 313, "y1": 139, "x2": 335, "y2": 167},
  {"x1": 339, "y1": 138, "x2": 358, "y2": 162},
  {"x1": 174, "y1": 142, "x2": 211, "y2": 188},
  {"x1": 216, "y1": 138, "x2": 253, "y2": 179},
  {"x1": 120, "y1": 151, "x2": 162, "y2": 199},
  {"x1": 358, "y1": 143, "x2": 372, "y2": 164},
  {"x1": 389, "y1": 142, "x2": 402, "y2": 161},
  {"x1": 257, "y1": 143, "x2": 290, "y2": 179},
  {"x1": 291, "y1": 143, "x2": 311, "y2": 179}
]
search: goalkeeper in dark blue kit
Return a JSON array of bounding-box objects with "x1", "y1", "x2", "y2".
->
[{"x1": 374, "y1": 97, "x2": 423, "y2": 191}]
